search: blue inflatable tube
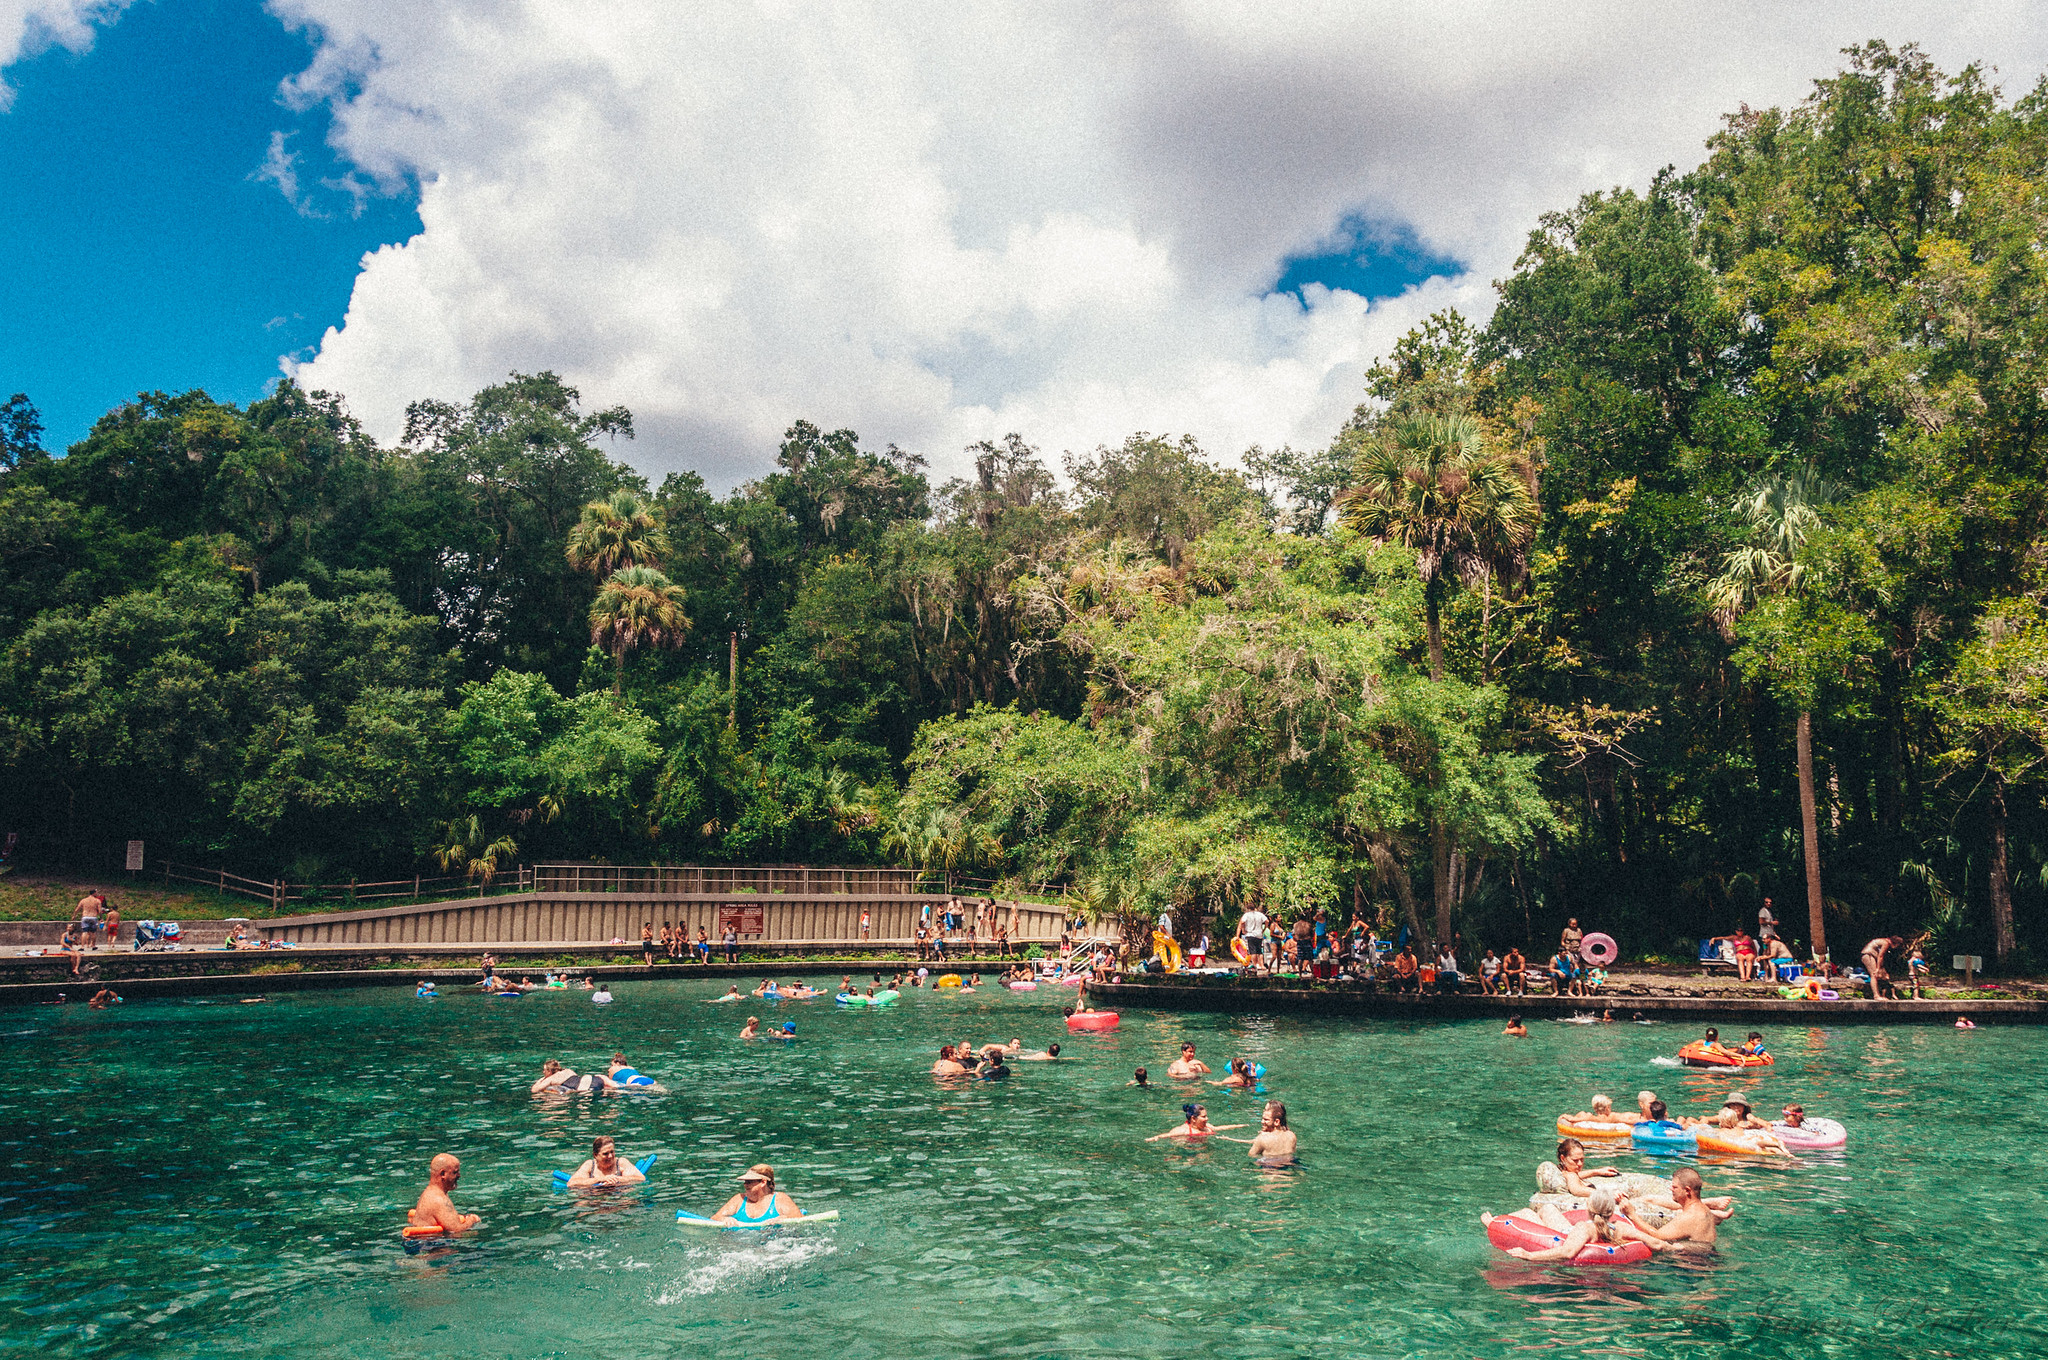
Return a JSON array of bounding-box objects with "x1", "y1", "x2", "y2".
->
[
  {"x1": 676, "y1": 1208, "x2": 840, "y2": 1229},
  {"x1": 1630, "y1": 1120, "x2": 1696, "y2": 1154},
  {"x1": 554, "y1": 1154, "x2": 657, "y2": 1187}
]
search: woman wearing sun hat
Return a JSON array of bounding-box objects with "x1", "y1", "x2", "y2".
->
[{"x1": 708, "y1": 1165, "x2": 805, "y2": 1225}]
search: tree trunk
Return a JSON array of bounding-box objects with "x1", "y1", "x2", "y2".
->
[
  {"x1": 1425, "y1": 584, "x2": 1445, "y2": 682},
  {"x1": 1796, "y1": 709, "x2": 1827, "y2": 961},
  {"x1": 613, "y1": 642, "x2": 626, "y2": 696},
  {"x1": 728, "y1": 630, "x2": 739, "y2": 727},
  {"x1": 1369, "y1": 843, "x2": 1431, "y2": 954},
  {"x1": 1430, "y1": 819, "x2": 1450, "y2": 948},
  {"x1": 1990, "y1": 776, "x2": 2016, "y2": 965}
]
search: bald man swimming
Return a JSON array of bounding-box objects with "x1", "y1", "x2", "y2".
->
[{"x1": 408, "y1": 1154, "x2": 481, "y2": 1234}]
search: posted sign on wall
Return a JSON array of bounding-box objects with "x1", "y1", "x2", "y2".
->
[
  {"x1": 125, "y1": 840, "x2": 145, "y2": 872},
  {"x1": 719, "y1": 904, "x2": 766, "y2": 937}
]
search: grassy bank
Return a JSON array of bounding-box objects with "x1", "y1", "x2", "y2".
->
[{"x1": 0, "y1": 873, "x2": 258, "y2": 922}]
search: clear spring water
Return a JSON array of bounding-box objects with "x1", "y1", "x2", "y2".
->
[{"x1": 1, "y1": 978, "x2": 2042, "y2": 1358}]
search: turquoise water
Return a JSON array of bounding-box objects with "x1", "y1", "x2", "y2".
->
[{"x1": 3, "y1": 979, "x2": 2044, "y2": 1358}]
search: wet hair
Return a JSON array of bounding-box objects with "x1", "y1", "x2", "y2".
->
[
  {"x1": 1671, "y1": 1166, "x2": 1703, "y2": 1195},
  {"x1": 1265, "y1": 1101, "x2": 1288, "y2": 1128},
  {"x1": 612, "y1": 1051, "x2": 626, "y2": 1064},
  {"x1": 542, "y1": 1058, "x2": 562, "y2": 1075},
  {"x1": 1745, "y1": 1031, "x2": 1762, "y2": 1042},
  {"x1": 1047, "y1": 1044, "x2": 1060, "y2": 1057},
  {"x1": 1649, "y1": 1099, "x2": 1669, "y2": 1121},
  {"x1": 1557, "y1": 1137, "x2": 1585, "y2": 1162},
  {"x1": 1063, "y1": 1006, "x2": 1075, "y2": 1017},
  {"x1": 1507, "y1": 1015, "x2": 1522, "y2": 1026},
  {"x1": 1705, "y1": 1027, "x2": 1720, "y2": 1041},
  {"x1": 1181, "y1": 1041, "x2": 1196, "y2": 1052},
  {"x1": 1134, "y1": 1067, "x2": 1148, "y2": 1085},
  {"x1": 592, "y1": 1135, "x2": 615, "y2": 1156},
  {"x1": 1182, "y1": 1103, "x2": 1200, "y2": 1120}
]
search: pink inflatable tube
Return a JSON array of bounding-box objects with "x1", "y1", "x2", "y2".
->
[
  {"x1": 1058, "y1": 974, "x2": 1086, "y2": 987},
  {"x1": 1579, "y1": 932, "x2": 1619, "y2": 967},
  {"x1": 1008, "y1": 980, "x2": 1038, "y2": 991},
  {"x1": 1485, "y1": 1210, "x2": 1653, "y2": 1266},
  {"x1": 1065, "y1": 1011, "x2": 1120, "y2": 1031}
]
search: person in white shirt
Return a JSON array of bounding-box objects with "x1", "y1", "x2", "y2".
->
[
  {"x1": 1757, "y1": 898, "x2": 1778, "y2": 942},
  {"x1": 1237, "y1": 908, "x2": 1270, "y2": 967}
]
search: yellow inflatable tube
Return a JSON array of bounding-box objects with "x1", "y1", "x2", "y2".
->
[{"x1": 1151, "y1": 931, "x2": 1183, "y2": 972}]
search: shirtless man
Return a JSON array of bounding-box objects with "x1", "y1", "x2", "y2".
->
[
  {"x1": 408, "y1": 1153, "x2": 481, "y2": 1234},
  {"x1": 566, "y1": 1135, "x2": 647, "y2": 1189},
  {"x1": 74, "y1": 889, "x2": 106, "y2": 950},
  {"x1": 1502, "y1": 1015, "x2": 1528, "y2": 1037},
  {"x1": 1635, "y1": 1167, "x2": 1720, "y2": 1250},
  {"x1": 1220, "y1": 1100, "x2": 1298, "y2": 1162},
  {"x1": 1166, "y1": 1043, "x2": 1211, "y2": 1080},
  {"x1": 1562, "y1": 1093, "x2": 1640, "y2": 1126},
  {"x1": 931, "y1": 1045, "x2": 971, "y2": 1075},
  {"x1": 1014, "y1": 1043, "x2": 1062, "y2": 1061},
  {"x1": 1146, "y1": 1104, "x2": 1247, "y2": 1141}
]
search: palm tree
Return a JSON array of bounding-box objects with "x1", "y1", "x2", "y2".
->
[
  {"x1": 589, "y1": 566, "x2": 691, "y2": 694},
  {"x1": 566, "y1": 490, "x2": 668, "y2": 578},
  {"x1": 434, "y1": 814, "x2": 520, "y2": 885},
  {"x1": 1337, "y1": 412, "x2": 1537, "y2": 947},
  {"x1": 1709, "y1": 471, "x2": 1838, "y2": 965},
  {"x1": 1336, "y1": 413, "x2": 1538, "y2": 682}
]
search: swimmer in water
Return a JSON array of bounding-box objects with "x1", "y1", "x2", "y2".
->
[
  {"x1": 932, "y1": 1045, "x2": 971, "y2": 1075},
  {"x1": 1147, "y1": 1103, "x2": 1246, "y2": 1141},
  {"x1": 740, "y1": 1016, "x2": 760, "y2": 1039},
  {"x1": 566, "y1": 1135, "x2": 648, "y2": 1189},
  {"x1": 1167, "y1": 1043, "x2": 1212, "y2": 1080},
  {"x1": 1633, "y1": 1167, "x2": 1722, "y2": 1251},
  {"x1": 1503, "y1": 1015, "x2": 1528, "y2": 1037},
  {"x1": 1600, "y1": 1009, "x2": 1615, "y2": 1023},
  {"x1": 706, "y1": 1164, "x2": 804, "y2": 1225},
  {"x1": 1213, "y1": 1058, "x2": 1258, "y2": 1088},
  {"x1": 531, "y1": 1060, "x2": 626, "y2": 1095},
  {"x1": 1561, "y1": 1093, "x2": 1640, "y2": 1126},
  {"x1": 1551, "y1": 1137, "x2": 1622, "y2": 1195},
  {"x1": 1220, "y1": 1100, "x2": 1298, "y2": 1162},
  {"x1": 408, "y1": 1153, "x2": 481, "y2": 1234},
  {"x1": 708, "y1": 985, "x2": 742, "y2": 1003},
  {"x1": 1014, "y1": 1043, "x2": 1062, "y2": 1061},
  {"x1": 1956, "y1": 1015, "x2": 1977, "y2": 1030},
  {"x1": 1131, "y1": 1067, "x2": 1150, "y2": 1087}
]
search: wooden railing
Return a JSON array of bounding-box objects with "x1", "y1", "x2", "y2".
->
[
  {"x1": 530, "y1": 863, "x2": 1076, "y2": 905},
  {"x1": 161, "y1": 861, "x2": 532, "y2": 910}
]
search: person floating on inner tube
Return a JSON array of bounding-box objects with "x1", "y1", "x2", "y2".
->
[
  {"x1": 1736, "y1": 1031, "x2": 1768, "y2": 1057},
  {"x1": 1487, "y1": 1184, "x2": 1669, "y2": 1260},
  {"x1": 706, "y1": 1164, "x2": 804, "y2": 1225},
  {"x1": 566, "y1": 1135, "x2": 648, "y2": 1189},
  {"x1": 1167, "y1": 1043, "x2": 1211, "y2": 1080},
  {"x1": 409, "y1": 1153, "x2": 481, "y2": 1235}
]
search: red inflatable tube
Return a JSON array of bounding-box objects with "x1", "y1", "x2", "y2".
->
[
  {"x1": 1484, "y1": 1210, "x2": 1653, "y2": 1266},
  {"x1": 1065, "y1": 1011, "x2": 1119, "y2": 1031}
]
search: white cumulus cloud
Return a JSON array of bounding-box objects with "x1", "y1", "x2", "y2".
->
[
  {"x1": 0, "y1": 0, "x2": 129, "y2": 109},
  {"x1": 269, "y1": 0, "x2": 2048, "y2": 486}
]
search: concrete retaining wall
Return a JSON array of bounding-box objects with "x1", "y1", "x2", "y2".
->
[{"x1": 248, "y1": 892, "x2": 1064, "y2": 948}]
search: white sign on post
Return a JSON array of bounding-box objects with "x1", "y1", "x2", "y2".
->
[
  {"x1": 1954, "y1": 954, "x2": 1982, "y2": 984},
  {"x1": 125, "y1": 840, "x2": 145, "y2": 872}
]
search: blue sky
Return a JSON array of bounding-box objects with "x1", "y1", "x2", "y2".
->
[
  {"x1": 0, "y1": 0, "x2": 1463, "y2": 461},
  {"x1": 0, "y1": 0, "x2": 419, "y2": 451}
]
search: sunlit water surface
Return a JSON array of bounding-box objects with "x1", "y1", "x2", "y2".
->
[{"x1": 1, "y1": 979, "x2": 2041, "y2": 1358}]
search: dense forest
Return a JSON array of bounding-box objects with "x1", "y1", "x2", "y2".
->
[{"x1": 2, "y1": 45, "x2": 2044, "y2": 969}]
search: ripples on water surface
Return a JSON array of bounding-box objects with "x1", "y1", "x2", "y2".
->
[{"x1": 1, "y1": 982, "x2": 2043, "y2": 1358}]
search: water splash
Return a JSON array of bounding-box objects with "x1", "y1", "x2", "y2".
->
[{"x1": 654, "y1": 1236, "x2": 838, "y2": 1301}]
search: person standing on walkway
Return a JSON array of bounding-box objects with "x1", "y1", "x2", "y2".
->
[
  {"x1": 74, "y1": 889, "x2": 106, "y2": 951},
  {"x1": 1560, "y1": 918, "x2": 1583, "y2": 959},
  {"x1": 860, "y1": 908, "x2": 871, "y2": 940},
  {"x1": 723, "y1": 922, "x2": 740, "y2": 965},
  {"x1": 1757, "y1": 898, "x2": 1778, "y2": 944}
]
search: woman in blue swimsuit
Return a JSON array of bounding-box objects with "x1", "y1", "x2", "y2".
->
[{"x1": 708, "y1": 1164, "x2": 804, "y2": 1224}]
